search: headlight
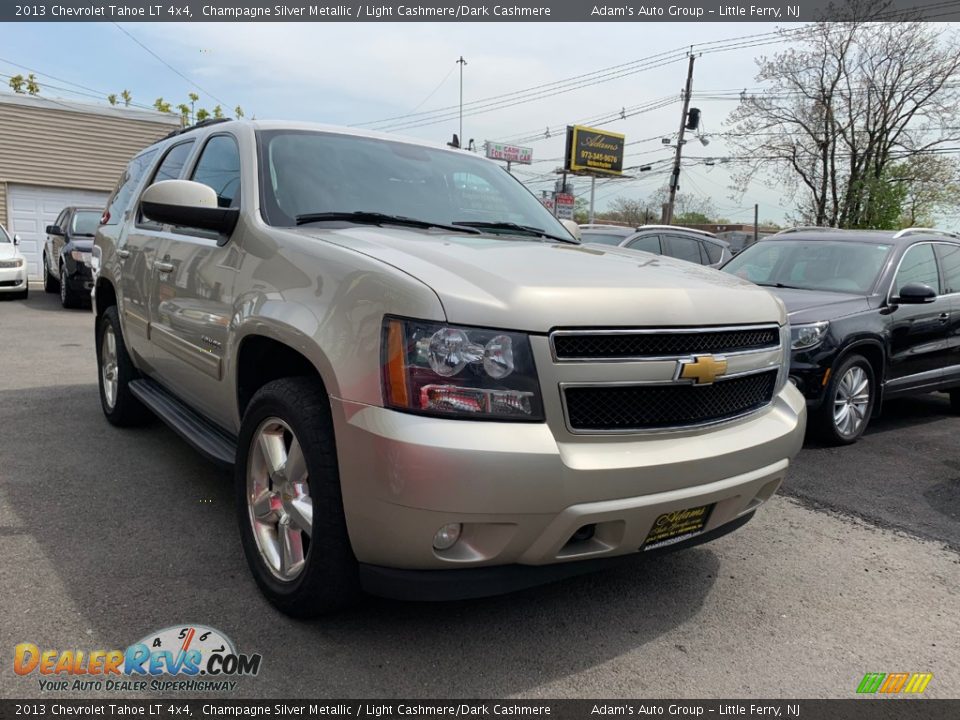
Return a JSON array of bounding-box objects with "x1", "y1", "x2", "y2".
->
[
  {"x1": 0, "y1": 258, "x2": 24, "y2": 269},
  {"x1": 382, "y1": 317, "x2": 544, "y2": 421},
  {"x1": 791, "y1": 321, "x2": 829, "y2": 350}
]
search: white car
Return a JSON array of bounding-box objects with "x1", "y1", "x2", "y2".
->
[{"x1": 0, "y1": 224, "x2": 28, "y2": 299}]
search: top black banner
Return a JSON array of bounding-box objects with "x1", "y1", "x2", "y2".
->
[{"x1": 5, "y1": 0, "x2": 960, "y2": 22}]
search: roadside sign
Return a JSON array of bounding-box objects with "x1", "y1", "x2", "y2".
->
[
  {"x1": 565, "y1": 124, "x2": 625, "y2": 176},
  {"x1": 485, "y1": 141, "x2": 533, "y2": 165},
  {"x1": 554, "y1": 193, "x2": 575, "y2": 220}
]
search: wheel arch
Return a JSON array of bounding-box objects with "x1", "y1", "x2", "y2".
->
[{"x1": 833, "y1": 338, "x2": 885, "y2": 416}]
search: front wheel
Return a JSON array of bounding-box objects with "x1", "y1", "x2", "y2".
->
[
  {"x1": 814, "y1": 354, "x2": 875, "y2": 445},
  {"x1": 43, "y1": 255, "x2": 59, "y2": 293},
  {"x1": 60, "y1": 263, "x2": 81, "y2": 308},
  {"x1": 235, "y1": 377, "x2": 359, "y2": 618},
  {"x1": 96, "y1": 306, "x2": 153, "y2": 427}
]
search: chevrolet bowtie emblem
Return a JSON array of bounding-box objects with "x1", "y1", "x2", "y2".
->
[{"x1": 677, "y1": 355, "x2": 728, "y2": 385}]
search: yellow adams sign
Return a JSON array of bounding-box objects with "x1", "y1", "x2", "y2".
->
[{"x1": 565, "y1": 125, "x2": 625, "y2": 176}]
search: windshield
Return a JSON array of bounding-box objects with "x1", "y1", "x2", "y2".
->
[
  {"x1": 71, "y1": 211, "x2": 101, "y2": 236},
  {"x1": 258, "y1": 130, "x2": 574, "y2": 241},
  {"x1": 0, "y1": 225, "x2": 9, "y2": 243},
  {"x1": 722, "y1": 240, "x2": 893, "y2": 294},
  {"x1": 581, "y1": 232, "x2": 627, "y2": 246}
]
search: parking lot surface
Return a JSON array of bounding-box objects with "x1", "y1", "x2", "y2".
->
[{"x1": 1, "y1": 291, "x2": 958, "y2": 698}]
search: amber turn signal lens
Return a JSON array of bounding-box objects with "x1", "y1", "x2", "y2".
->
[{"x1": 384, "y1": 319, "x2": 410, "y2": 407}]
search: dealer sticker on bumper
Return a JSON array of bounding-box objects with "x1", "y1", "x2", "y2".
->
[{"x1": 642, "y1": 503, "x2": 714, "y2": 551}]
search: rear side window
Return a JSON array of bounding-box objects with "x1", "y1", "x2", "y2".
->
[
  {"x1": 936, "y1": 243, "x2": 960, "y2": 294},
  {"x1": 582, "y1": 232, "x2": 628, "y2": 246},
  {"x1": 626, "y1": 234, "x2": 661, "y2": 254},
  {"x1": 702, "y1": 240, "x2": 724, "y2": 264},
  {"x1": 103, "y1": 149, "x2": 158, "y2": 225},
  {"x1": 664, "y1": 234, "x2": 705, "y2": 264},
  {"x1": 191, "y1": 135, "x2": 241, "y2": 208},
  {"x1": 893, "y1": 243, "x2": 940, "y2": 296}
]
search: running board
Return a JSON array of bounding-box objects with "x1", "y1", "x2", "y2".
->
[{"x1": 129, "y1": 378, "x2": 237, "y2": 468}]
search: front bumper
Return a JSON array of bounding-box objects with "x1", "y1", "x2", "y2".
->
[
  {"x1": 63, "y1": 261, "x2": 93, "y2": 292},
  {"x1": 0, "y1": 265, "x2": 27, "y2": 292},
  {"x1": 331, "y1": 383, "x2": 806, "y2": 583}
]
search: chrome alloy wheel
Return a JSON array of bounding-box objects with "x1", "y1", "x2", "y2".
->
[
  {"x1": 833, "y1": 365, "x2": 870, "y2": 437},
  {"x1": 100, "y1": 325, "x2": 118, "y2": 409},
  {"x1": 246, "y1": 418, "x2": 313, "y2": 582}
]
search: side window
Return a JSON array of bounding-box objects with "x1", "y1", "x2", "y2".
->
[
  {"x1": 893, "y1": 244, "x2": 940, "y2": 296},
  {"x1": 103, "y1": 149, "x2": 159, "y2": 225},
  {"x1": 150, "y1": 141, "x2": 195, "y2": 185},
  {"x1": 190, "y1": 135, "x2": 241, "y2": 208},
  {"x1": 936, "y1": 243, "x2": 960, "y2": 295},
  {"x1": 53, "y1": 210, "x2": 67, "y2": 232},
  {"x1": 664, "y1": 234, "x2": 705, "y2": 264},
  {"x1": 627, "y1": 234, "x2": 661, "y2": 254},
  {"x1": 702, "y1": 240, "x2": 724, "y2": 264}
]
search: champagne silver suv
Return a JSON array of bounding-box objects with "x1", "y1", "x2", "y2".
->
[{"x1": 92, "y1": 119, "x2": 806, "y2": 617}]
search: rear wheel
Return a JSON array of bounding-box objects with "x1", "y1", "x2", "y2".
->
[
  {"x1": 235, "y1": 377, "x2": 359, "y2": 618},
  {"x1": 43, "y1": 255, "x2": 59, "y2": 293},
  {"x1": 814, "y1": 354, "x2": 875, "y2": 445},
  {"x1": 96, "y1": 306, "x2": 152, "y2": 427}
]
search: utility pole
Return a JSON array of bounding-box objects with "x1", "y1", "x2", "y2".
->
[
  {"x1": 753, "y1": 203, "x2": 759, "y2": 245},
  {"x1": 457, "y1": 56, "x2": 467, "y2": 148},
  {"x1": 589, "y1": 176, "x2": 596, "y2": 224},
  {"x1": 665, "y1": 53, "x2": 696, "y2": 224}
]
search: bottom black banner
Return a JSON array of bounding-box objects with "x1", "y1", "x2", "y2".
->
[{"x1": 2, "y1": 700, "x2": 959, "y2": 720}]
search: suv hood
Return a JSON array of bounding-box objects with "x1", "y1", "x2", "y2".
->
[
  {"x1": 301, "y1": 227, "x2": 786, "y2": 331},
  {"x1": 768, "y1": 287, "x2": 872, "y2": 324}
]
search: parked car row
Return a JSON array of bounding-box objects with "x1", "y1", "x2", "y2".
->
[{"x1": 41, "y1": 206, "x2": 101, "y2": 308}]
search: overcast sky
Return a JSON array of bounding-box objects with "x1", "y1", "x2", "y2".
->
[{"x1": 3, "y1": 21, "x2": 956, "y2": 224}]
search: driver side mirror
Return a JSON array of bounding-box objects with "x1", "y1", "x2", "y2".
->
[
  {"x1": 560, "y1": 219, "x2": 581, "y2": 242},
  {"x1": 140, "y1": 179, "x2": 239, "y2": 236},
  {"x1": 12, "y1": 234, "x2": 20, "y2": 246},
  {"x1": 45, "y1": 224, "x2": 63, "y2": 236},
  {"x1": 895, "y1": 282, "x2": 937, "y2": 304}
]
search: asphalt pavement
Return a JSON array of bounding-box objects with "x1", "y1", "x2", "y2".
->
[{"x1": 1, "y1": 289, "x2": 958, "y2": 699}]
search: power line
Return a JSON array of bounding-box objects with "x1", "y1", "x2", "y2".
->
[{"x1": 112, "y1": 22, "x2": 231, "y2": 108}]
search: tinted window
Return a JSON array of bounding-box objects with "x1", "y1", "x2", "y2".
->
[
  {"x1": 702, "y1": 240, "x2": 724, "y2": 264},
  {"x1": 191, "y1": 135, "x2": 241, "y2": 208},
  {"x1": 936, "y1": 243, "x2": 960, "y2": 294},
  {"x1": 582, "y1": 232, "x2": 628, "y2": 246},
  {"x1": 893, "y1": 243, "x2": 940, "y2": 296},
  {"x1": 664, "y1": 234, "x2": 705, "y2": 264},
  {"x1": 71, "y1": 211, "x2": 101, "y2": 236},
  {"x1": 103, "y1": 149, "x2": 158, "y2": 225},
  {"x1": 724, "y1": 240, "x2": 892, "y2": 294},
  {"x1": 151, "y1": 141, "x2": 195, "y2": 185},
  {"x1": 258, "y1": 130, "x2": 574, "y2": 241},
  {"x1": 626, "y1": 234, "x2": 661, "y2": 254}
]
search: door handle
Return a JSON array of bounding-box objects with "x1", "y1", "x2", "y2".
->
[
  {"x1": 154, "y1": 261, "x2": 175, "y2": 273},
  {"x1": 117, "y1": 249, "x2": 130, "y2": 259}
]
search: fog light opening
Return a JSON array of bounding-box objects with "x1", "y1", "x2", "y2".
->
[
  {"x1": 432, "y1": 523, "x2": 462, "y2": 551},
  {"x1": 570, "y1": 524, "x2": 596, "y2": 544}
]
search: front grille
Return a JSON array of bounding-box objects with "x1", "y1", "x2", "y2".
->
[
  {"x1": 553, "y1": 326, "x2": 779, "y2": 360},
  {"x1": 564, "y1": 371, "x2": 777, "y2": 431}
]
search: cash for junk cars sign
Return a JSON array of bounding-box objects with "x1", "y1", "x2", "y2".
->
[
  {"x1": 485, "y1": 142, "x2": 533, "y2": 165},
  {"x1": 565, "y1": 124, "x2": 625, "y2": 175}
]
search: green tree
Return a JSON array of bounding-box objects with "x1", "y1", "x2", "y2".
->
[
  {"x1": 196, "y1": 107, "x2": 210, "y2": 122},
  {"x1": 25, "y1": 74, "x2": 40, "y2": 95},
  {"x1": 8, "y1": 75, "x2": 25, "y2": 93},
  {"x1": 120, "y1": 90, "x2": 132, "y2": 106},
  {"x1": 176, "y1": 103, "x2": 191, "y2": 126},
  {"x1": 153, "y1": 97, "x2": 172, "y2": 113},
  {"x1": 212, "y1": 104, "x2": 224, "y2": 119},
  {"x1": 107, "y1": 93, "x2": 118, "y2": 106},
  {"x1": 234, "y1": 105, "x2": 245, "y2": 119}
]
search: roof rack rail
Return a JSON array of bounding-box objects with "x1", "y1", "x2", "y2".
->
[
  {"x1": 773, "y1": 226, "x2": 840, "y2": 235},
  {"x1": 161, "y1": 117, "x2": 232, "y2": 140},
  {"x1": 893, "y1": 227, "x2": 960, "y2": 240},
  {"x1": 636, "y1": 224, "x2": 718, "y2": 238}
]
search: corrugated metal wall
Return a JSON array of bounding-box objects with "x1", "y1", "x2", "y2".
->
[
  {"x1": 0, "y1": 182, "x2": 6, "y2": 229},
  {"x1": 0, "y1": 96, "x2": 178, "y2": 226}
]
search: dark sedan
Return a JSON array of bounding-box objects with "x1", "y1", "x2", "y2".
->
[
  {"x1": 722, "y1": 227, "x2": 960, "y2": 444},
  {"x1": 42, "y1": 206, "x2": 102, "y2": 308}
]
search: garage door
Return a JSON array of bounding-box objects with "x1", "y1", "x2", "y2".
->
[{"x1": 7, "y1": 184, "x2": 110, "y2": 280}]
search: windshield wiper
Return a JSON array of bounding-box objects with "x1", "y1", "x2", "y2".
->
[
  {"x1": 451, "y1": 221, "x2": 577, "y2": 244},
  {"x1": 295, "y1": 211, "x2": 480, "y2": 234},
  {"x1": 755, "y1": 282, "x2": 808, "y2": 290}
]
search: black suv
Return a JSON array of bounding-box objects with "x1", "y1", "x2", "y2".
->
[
  {"x1": 42, "y1": 206, "x2": 102, "y2": 308},
  {"x1": 723, "y1": 227, "x2": 960, "y2": 444}
]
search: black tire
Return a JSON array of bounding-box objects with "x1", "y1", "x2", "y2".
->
[
  {"x1": 813, "y1": 353, "x2": 875, "y2": 445},
  {"x1": 949, "y1": 389, "x2": 960, "y2": 414},
  {"x1": 43, "y1": 255, "x2": 59, "y2": 293},
  {"x1": 235, "y1": 377, "x2": 359, "y2": 618},
  {"x1": 60, "y1": 262, "x2": 80, "y2": 308},
  {"x1": 95, "y1": 306, "x2": 153, "y2": 427}
]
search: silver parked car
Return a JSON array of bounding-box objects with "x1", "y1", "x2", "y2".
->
[
  {"x1": 581, "y1": 224, "x2": 733, "y2": 268},
  {"x1": 93, "y1": 119, "x2": 805, "y2": 617}
]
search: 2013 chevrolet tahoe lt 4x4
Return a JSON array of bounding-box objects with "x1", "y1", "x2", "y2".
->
[{"x1": 92, "y1": 119, "x2": 806, "y2": 617}]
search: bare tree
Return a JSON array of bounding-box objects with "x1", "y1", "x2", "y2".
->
[
  {"x1": 726, "y1": 9, "x2": 960, "y2": 228},
  {"x1": 599, "y1": 197, "x2": 659, "y2": 226}
]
